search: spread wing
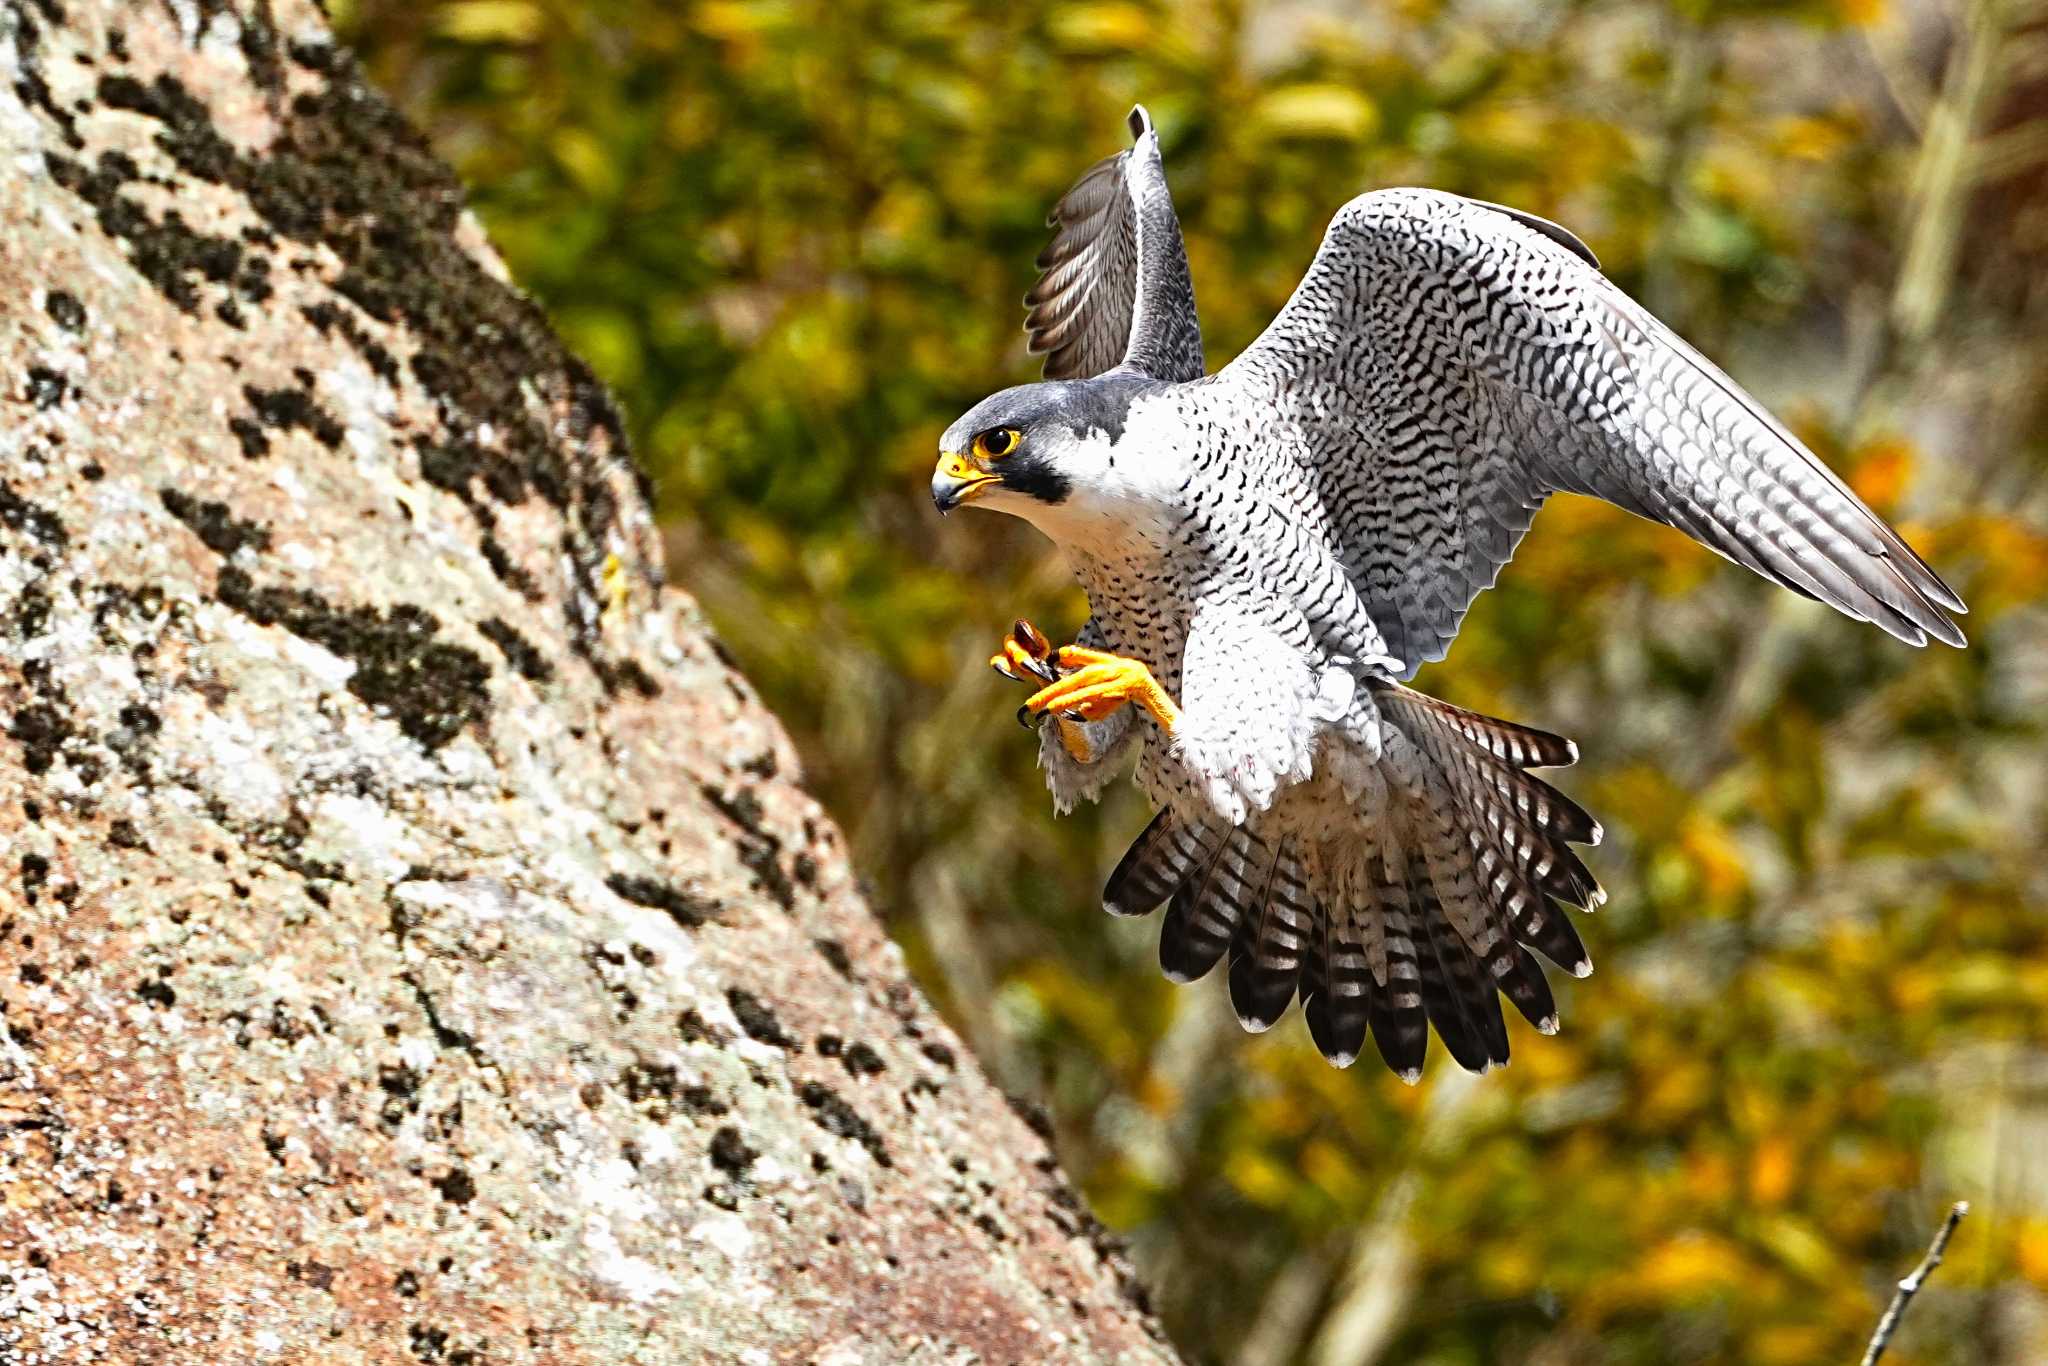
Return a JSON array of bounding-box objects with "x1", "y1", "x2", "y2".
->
[
  {"x1": 1024, "y1": 105, "x2": 1204, "y2": 383},
  {"x1": 1212, "y1": 188, "x2": 1965, "y2": 674}
]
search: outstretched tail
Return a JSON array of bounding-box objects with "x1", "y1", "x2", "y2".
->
[{"x1": 1103, "y1": 682, "x2": 1603, "y2": 1078}]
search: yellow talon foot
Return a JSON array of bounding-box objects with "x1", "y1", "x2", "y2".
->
[
  {"x1": 989, "y1": 622, "x2": 1177, "y2": 740},
  {"x1": 1023, "y1": 653, "x2": 1180, "y2": 733},
  {"x1": 1052, "y1": 644, "x2": 1121, "y2": 668}
]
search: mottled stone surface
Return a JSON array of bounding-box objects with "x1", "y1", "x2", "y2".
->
[{"x1": 0, "y1": 4, "x2": 1171, "y2": 1361}]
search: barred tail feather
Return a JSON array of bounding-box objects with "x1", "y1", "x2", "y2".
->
[
  {"x1": 1100, "y1": 809, "x2": 1242, "y2": 982},
  {"x1": 1226, "y1": 838, "x2": 1316, "y2": 1031},
  {"x1": 1161, "y1": 824, "x2": 1260, "y2": 984},
  {"x1": 1103, "y1": 809, "x2": 1211, "y2": 918},
  {"x1": 1304, "y1": 896, "x2": 1373, "y2": 1068},
  {"x1": 1365, "y1": 857, "x2": 1430, "y2": 1080},
  {"x1": 1498, "y1": 943, "x2": 1559, "y2": 1034},
  {"x1": 1099, "y1": 683, "x2": 1599, "y2": 1078},
  {"x1": 1376, "y1": 687, "x2": 1579, "y2": 769},
  {"x1": 1409, "y1": 843, "x2": 1510, "y2": 1072},
  {"x1": 1369, "y1": 683, "x2": 1599, "y2": 1073},
  {"x1": 1518, "y1": 896, "x2": 1593, "y2": 979}
]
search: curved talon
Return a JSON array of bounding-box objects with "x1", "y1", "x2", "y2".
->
[
  {"x1": 994, "y1": 640, "x2": 1059, "y2": 685},
  {"x1": 993, "y1": 618, "x2": 1063, "y2": 686},
  {"x1": 1016, "y1": 704, "x2": 1086, "y2": 728}
]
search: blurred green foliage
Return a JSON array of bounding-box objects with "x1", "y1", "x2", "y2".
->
[{"x1": 341, "y1": 1, "x2": 2048, "y2": 1360}]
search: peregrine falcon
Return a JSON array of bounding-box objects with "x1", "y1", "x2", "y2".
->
[{"x1": 931, "y1": 107, "x2": 1964, "y2": 1079}]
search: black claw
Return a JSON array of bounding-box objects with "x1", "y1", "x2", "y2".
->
[{"x1": 1016, "y1": 705, "x2": 1037, "y2": 730}]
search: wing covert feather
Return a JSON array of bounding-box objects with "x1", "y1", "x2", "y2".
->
[{"x1": 1214, "y1": 188, "x2": 1963, "y2": 672}]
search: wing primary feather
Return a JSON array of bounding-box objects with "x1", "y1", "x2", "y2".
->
[
  {"x1": 1023, "y1": 106, "x2": 1203, "y2": 382},
  {"x1": 1209, "y1": 186, "x2": 1963, "y2": 676}
]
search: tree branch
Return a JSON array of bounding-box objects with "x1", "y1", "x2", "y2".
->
[{"x1": 1862, "y1": 1201, "x2": 1969, "y2": 1366}]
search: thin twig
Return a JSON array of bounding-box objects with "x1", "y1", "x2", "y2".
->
[
  {"x1": 1862, "y1": 1201, "x2": 1969, "y2": 1366},
  {"x1": 1889, "y1": 0, "x2": 2010, "y2": 350}
]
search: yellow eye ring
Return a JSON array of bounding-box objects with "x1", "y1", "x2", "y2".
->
[{"x1": 972, "y1": 427, "x2": 1021, "y2": 461}]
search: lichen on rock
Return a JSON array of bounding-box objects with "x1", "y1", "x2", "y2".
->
[{"x1": 0, "y1": 3, "x2": 1172, "y2": 1360}]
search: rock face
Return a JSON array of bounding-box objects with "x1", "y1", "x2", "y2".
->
[{"x1": 0, "y1": 4, "x2": 1171, "y2": 1360}]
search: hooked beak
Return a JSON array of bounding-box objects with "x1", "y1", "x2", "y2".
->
[{"x1": 931, "y1": 451, "x2": 1000, "y2": 514}]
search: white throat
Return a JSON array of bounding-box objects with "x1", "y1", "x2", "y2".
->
[{"x1": 1013, "y1": 398, "x2": 1190, "y2": 560}]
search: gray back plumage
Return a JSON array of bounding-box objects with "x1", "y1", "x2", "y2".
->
[{"x1": 1024, "y1": 105, "x2": 1204, "y2": 383}]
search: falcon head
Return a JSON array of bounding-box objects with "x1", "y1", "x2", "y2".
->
[{"x1": 931, "y1": 377, "x2": 1149, "y2": 520}]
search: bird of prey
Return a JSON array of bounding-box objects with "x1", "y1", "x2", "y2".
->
[{"x1": 930, "y1": 106, "x2": 1964, "y2": 1079}]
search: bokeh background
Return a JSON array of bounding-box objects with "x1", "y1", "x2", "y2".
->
[{"x1": 337, "y1": 1, "x2": 2048, "y2": 1360}]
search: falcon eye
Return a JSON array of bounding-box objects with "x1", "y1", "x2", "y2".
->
[{"x1": 973, "y1": 428, "x2": 1020, "y2": 460}]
